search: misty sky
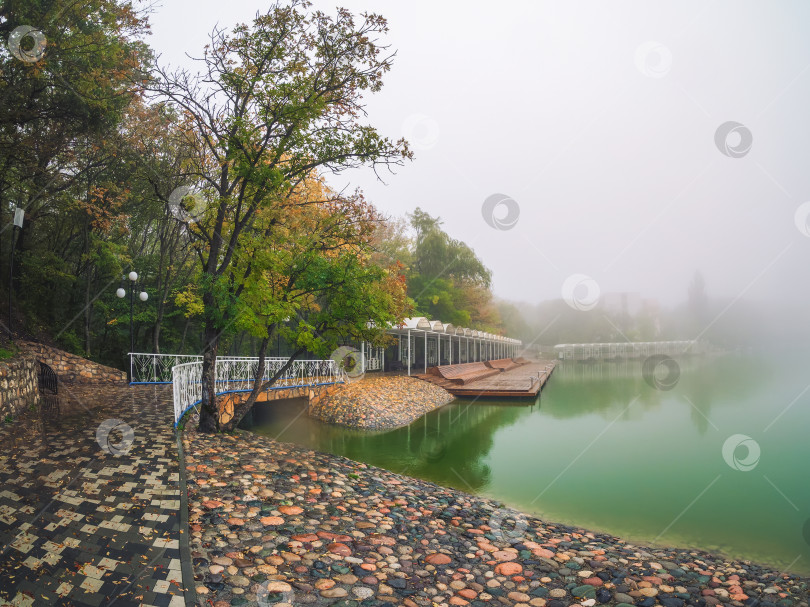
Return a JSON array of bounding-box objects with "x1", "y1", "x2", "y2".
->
[{"x1": 147, "y1": 0, "x2": 810, "y2": 307}]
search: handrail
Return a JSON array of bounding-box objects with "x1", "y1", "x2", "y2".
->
[
  {"x1": 170, "y1": 355, "x2": 347, "y2": 427},
  {"x1": 130, "y1": 352, "x2": 291, "y2": 384}
]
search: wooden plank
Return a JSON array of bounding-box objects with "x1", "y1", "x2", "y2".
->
[{"x1": 415, "y1": 360, "x2": 556, "y2": 399}]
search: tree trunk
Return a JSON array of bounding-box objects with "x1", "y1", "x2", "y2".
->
[
  {"x1": 153, "y1": 304, "x2": 163, "y2": 354},
  {"x1": 198, "y1": 301, "x2": 220, "y2": 433},
  {"x1": 84, "y1": 277, "x2": 92, "y2": 356},
  {"x1": 220, "y1": 327, "x2": 306, "y2": 433},
  {"x1": 180, "y1": 318, "x2": 189, "y2": 352},
  {"x1": 219, "y1": 335, "x2": 270, "y2": 433}
]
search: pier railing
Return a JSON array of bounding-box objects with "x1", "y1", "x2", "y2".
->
[{"x1": 170, "y1": 356, "x2": 346, "y2": 426}]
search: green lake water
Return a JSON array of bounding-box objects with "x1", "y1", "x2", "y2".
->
[{"x1": 242, "y1": 352, "x2": 810, "y2": 574}]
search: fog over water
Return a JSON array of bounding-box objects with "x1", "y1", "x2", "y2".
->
[{"x1": 148, "y1": 0, "x2": 810, "y2": 341}]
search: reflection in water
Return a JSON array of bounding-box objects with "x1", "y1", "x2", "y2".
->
[
  {"x1": 243, "y1": 398, "x2": 533, "y2": 491},
  {"x1": 242, "y1": 353, "x2": 810, "y2": 574}
]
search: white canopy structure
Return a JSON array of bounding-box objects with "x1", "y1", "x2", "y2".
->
[{"x1": 361, "y1": 317, "x2": 522, "y2": 375}]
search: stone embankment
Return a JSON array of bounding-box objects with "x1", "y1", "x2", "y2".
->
[
  {"x1": 185, "y1": 427, "x2": 809, "y2": 607},
  {"x1": 308, "y1": 375, "x2": 455, "y2": 430}
]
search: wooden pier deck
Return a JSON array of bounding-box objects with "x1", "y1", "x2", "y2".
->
[{"x1": 414, "y1": 358, "x2": 556, "y2": 398}]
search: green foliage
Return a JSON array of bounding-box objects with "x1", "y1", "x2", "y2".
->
[
  {"x1": 404, "y1": 208, "x2": 500, "y2": 332},
  {"x1": 408, "y1": 208, "x2": 491, "y2": 287}
]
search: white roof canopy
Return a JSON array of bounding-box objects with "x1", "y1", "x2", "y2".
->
[{"x1": 388, "y1": 318, "x2": 521, "y2": 345}]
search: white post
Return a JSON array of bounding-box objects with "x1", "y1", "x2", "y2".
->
[
  {"x1": 382, "y1": 345, "x2": 385, "y2": 372},
  {"x1": 407, "y1": 330, "x2": 411, "y2": 376},
  {"x1": 361, "y1": 341, "x2": 365, "y2": 373},
  {"x1": 424, "y1": 330, "x2": 427, "y2": 373}
]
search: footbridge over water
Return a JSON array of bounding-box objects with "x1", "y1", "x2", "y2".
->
[{"x1": 553, "y1": 340, "x2": 705, "y2": 361}]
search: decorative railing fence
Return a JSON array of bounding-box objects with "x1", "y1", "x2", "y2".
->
[
  {"x1": 169, "y1": 356, "x2": 346, "y2": 427},
  {"x1": 130, "y1": 353, "x2": 204, "y2": 384}
]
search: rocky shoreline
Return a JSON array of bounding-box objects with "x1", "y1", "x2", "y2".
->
[
  {"x1": 308, "y1": 375, "x2": 455, "y2": 430},
  {"x1": 184, "y1": 426, "x2": 809, "y2": 607}
]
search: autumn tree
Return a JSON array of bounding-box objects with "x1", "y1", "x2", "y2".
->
[
  {"x1": 0, "y1": 0, "x2": 149, "y2": 264},
  {"x1": 179, "y1": 178, "x2": 411, "y2": 431},
  {"x1": 152, "y1": 1, "x2": 410, "y2": 433}
]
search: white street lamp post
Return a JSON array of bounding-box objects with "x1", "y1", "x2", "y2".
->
[{"x1": 116, "y1": 270, "x2": 148, "y2": 382}]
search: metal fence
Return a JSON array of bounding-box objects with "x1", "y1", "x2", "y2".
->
[
  {"x1": 131, "y1": 353, "x2": 204, "y2": 383},
  {"x1": 170, "y1": 356, "x2": 346, "y2": 427}
]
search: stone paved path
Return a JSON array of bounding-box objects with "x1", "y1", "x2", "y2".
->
[{"x1": 0, "y1": 384, "x2": 188, "y2": 607}]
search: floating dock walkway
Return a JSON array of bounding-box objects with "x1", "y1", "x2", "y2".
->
[{"x1": 414, "y1": 358, "x2": 556, "y2": 398}]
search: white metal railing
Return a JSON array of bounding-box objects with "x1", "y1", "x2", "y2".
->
[
  {"x1": 131, "y1": 353, "x2": 204, "y2": 383},
  {"x1": 170, "y1": 356, "x2": 346, "y2": 427},
  {"x1": 131, "y1": 353, "x2": 308, "y2": 383},
  {"x1": 172, "y1": 361, "x2": 203, "y2": 426}
]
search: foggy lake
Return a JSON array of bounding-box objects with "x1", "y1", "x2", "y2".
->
[{"x1": 243, "y1": 352, "x2": 810, "y2": 575}]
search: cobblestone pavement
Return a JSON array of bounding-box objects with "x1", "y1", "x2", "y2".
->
[
  {"x1": 0, "y1": 384, "x2": 188, "y2": 607},
  {"x1": 185, "y1": 427, "x2": 809, "y2": 607}
]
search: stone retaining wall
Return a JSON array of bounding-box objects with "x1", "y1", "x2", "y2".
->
[
  {"x1": 215, "y1": 384, "x2": 343, "y2": 426},
  {"x1": 0, "y1": 356, "x2": 40, "y2": 421},
  {"x1": 19, "y1": 342, "x2": 126, "y2": 384}
]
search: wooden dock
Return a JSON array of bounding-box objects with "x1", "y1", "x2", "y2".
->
[{"x1": 414, "y1": 358, "x2": 556, "y2": 398}]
